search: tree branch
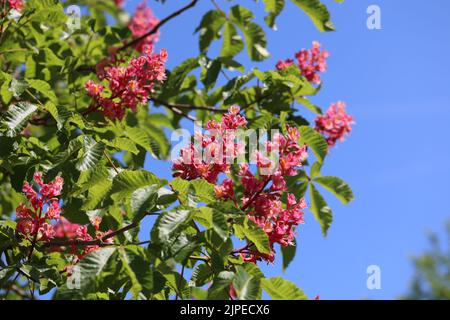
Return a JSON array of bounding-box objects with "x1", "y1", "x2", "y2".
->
[
  {"x1": 43, "y1": 221, "x2": 139, "y2": 247},
  {"x1": 118, "y1": 0, "x2": 199, "y2": 52}
]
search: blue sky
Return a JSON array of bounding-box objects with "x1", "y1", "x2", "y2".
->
[{"x1": 123, "y1": 0, "x2": 450, "y2": 299}]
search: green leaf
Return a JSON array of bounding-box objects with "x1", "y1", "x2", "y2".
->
[
  {"x1": 110, "y1": 170, "x2": 160, "y2": 201},
  {"x1": 190, "y1": 179, "x2": 216, "y2": 204},
  {"x1": 197, "y1": 207, "x2": 229, "y2": 241},
  {"x1": 125, "y1": 126, "x2": 153, "y2": 153},
  {"x1": 105, "y1": 137, "x2": 139, "y2": 155},
  {"x1": 3, "y1": 102, "x2": 38, "y2": 137},
  {"x1": 241, "y1": 218, "x2": 271, "y2": 254},
  {"x1": 229, "y1": 5, "x2": 270, "y2": 61},
  {"x1": 201, "y1": 58, "x2": 222, "y2": 91},
  {"x1": 130, "y1": 185, "x2": 159, "y2": 222},
  {"x1": 314, "y1": 176, "x2": 354, "y2": 204},
  {"x1": 151, "y1": 207, "x2": 193, "y2": 244},
  {"x1": 27, "y1": 79, "x2": 57, "y2": 103},
  {"x1": 298, "y1": 125, "x2": 328, "y2": 163},
  {"x1": 281, "y1": 241, "x2": 297, "y2": 271},
  {"x1": 309, "y1": 183, "x2": 333, "y2": 236},
  {"x1": 233, "y1": 268, "x2": 261, "y2": 300},
  {"x1": 207, "y1": 271, "x2": 234, "y2": 300},
  {"x1": 221, "y1": 22, "x2": 244, "y2": 58},
  {"x1": 290, "y1": 0, "x2": 335, "y2": 31},
  {"x1": 55, "y1": 248, "x2": 116, "y2": 299},
  {"x1": 261, "y1": 277, "x2": 308, "y2": 300},
  {"x1": 196, "y1": 10, "x2": 226, "y2": 52},
  {"x1": 76, "y1": 136, "x2": 106, "y2": 172},
  {"x1": 297, "y1": 97, "x2": 322, "y2": 114},
  {"x1": 310, "y1": 161, "x2": 322, "y2": 178},
  {"x1": 263, "y1": 0, "x2": 285, "y2": 29}
]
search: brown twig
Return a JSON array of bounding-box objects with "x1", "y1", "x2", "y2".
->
[{"x1": 151, "y1": 97, "x2": 226, "y2": 113}]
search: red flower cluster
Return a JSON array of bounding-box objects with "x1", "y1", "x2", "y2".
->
[
  {"x1": 231, "y1": 127, "x2": 308, "y2": 263},
  {"x1": 276, "y1": 41, "x2": 329, "y2": 85},
  {"x1": 8, "y1": 0, "x2": 23, "y2": 11},
  {"x1": 172, "y1": 105, "x2": 246, "y2": 183},
  {"x1": 16, "y1": 173, "x2": 112, "y2": 262},
  {"x1": 85, "y1": 46, "x2": 167, "y2": 120},
  {"x1": 172, "y1": 107, "x2": 309, "y2": 263},
  {"x1": 315, "y1": 101, "x2": 354, "y2": 147},
  {"x1": 128, "y1": 1, "x2": 160, "y2": 53}
]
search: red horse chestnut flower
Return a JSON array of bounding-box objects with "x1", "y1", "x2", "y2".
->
[
  {"x1": 277, "y1": 41, "x2": 329, "y2": 85},
  {"x1": 172, "y1": 107, "x2": 309, "y2": 263},
  {"x1": 129, "y1": 1, "x2": 160, "y2": 53},
  {"x1": 16, "y1": 172, "x2": 113, "y2": 263},
  {"x1": 85, "y1": 46, "x2": 167, "y2": 120}
]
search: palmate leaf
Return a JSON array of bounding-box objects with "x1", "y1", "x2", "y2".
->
[
  {"x1": 221, "y1": 22, "x2": 245, "y2": 58},
  {"x1": 207, "y1": 271, "x2": 235, "y2": 300},
  {"x1": 27, "y1": 79, "x2": 57, "y2": 103},
  {"x1": 261, "y1": 277, "x2": 308, "y2": 300},
  {"x1": 196, "y1": 207, "x2": 229, "y2": 241},
  {"x1": 76, "y1": 136, "x2": 106, "y2": 172},
  {"x1": 3, "y1": 102, "x2": 38, "y2": 137},
  {"x1": 151, "y1": 207, "x2": 193, "y2": 244},
  {"x1": 309, "y1": 183, "x2": 333, "y2": 236},
  {"x1": 291, "y1": 0, "x2": 335, "y2": 32},
  {"x1": 196, "y1": 10, "x2": 226, "y2": 52},
  {"x1": 314, "y1": 176, "x2": 354, "y2": 205},
  {"x1": 55, "y1": 248, "x2": 116, "y2": 299},
  {"x1": 130, "y1": 185, "x2": 159, "y2": 222},
  {"x1": 110, "y1": 170, "x2": 161, "y2": 201},
  {"x1": 263, "y1": 0, "x2": 285, "y2": 29},
  {"x1": 234, "y1": 218, "x2": 271, "y2": 254},
  {"x1": 233, "y1": 268, "x2": 261, "y2": 300},
  {"x1": 281, "y1": 240, "x2": 297, "y2": 271},
  {"x1": 229, "y1": 5, "x2": 270, "y2": 61},
  {"x1": 298, "y1": 125, "x2": 328, "y2": 163}
]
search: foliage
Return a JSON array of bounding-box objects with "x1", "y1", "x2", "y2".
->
[
  {"x1": 0, "y1": 0, "x2": 353, "y2": 300},
  {"x1": 401, "y1": 221, "x2": 450, "y2": 300}
]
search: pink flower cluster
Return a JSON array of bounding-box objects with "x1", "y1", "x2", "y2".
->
[
  {"x1": 7, "y1": 0, "x2": 23, "y2": 11},
  {"x1": 172, "y1": 107, "x2": 309, "y2": 263},
  {"x1": 230, "y1": 127, "x2": 308, "y2": 263},
  {"x1": 172, "y1": 106, "x2": 247, "y2": 183},
  {"x1": 128, "y1": 1, "x2": 160, "y2": 53},
  {"x1": 276, "y1": 41, "x2": 329, "y2": 85},
  {"x1": 16, "y1": 173, "x2": 112, "y2": 262},
  {"x1": 315, "y1": 101, "x2": 354, "y2": 147},
  {"x1": 85, "y1": 46, "x2": 167, "y2": 120}
]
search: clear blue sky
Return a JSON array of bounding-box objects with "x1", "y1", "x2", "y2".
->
[{"x1": 123, "y1": 0, "x2": 450, "y2": 299}]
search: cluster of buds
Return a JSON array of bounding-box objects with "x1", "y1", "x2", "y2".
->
[
  {"x1": 16, "y1": 173, "x2": 112, "y2": 262},
  {"x1": 172, "y1": 107, "x2": 309, "y2": 263},
  {"x1": 276, "y1": 41, "x2": 329, "y2": 85}
]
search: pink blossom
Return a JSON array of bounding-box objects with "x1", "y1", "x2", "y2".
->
[
  {"x1": 277, "y1": 41, "x2": 329, "y2": 85},
  {"x1": 172, "y1": 108, "x2": 309, "y2": 263},
  {"x1": 85, "y1": 46, "x2": 167, "y2": 120},
  {"x1": 15, "y1": 173, "x2": 114, "y2": 263},
  {"x1": 8, "y1": 0, "x2": 23, "y2": 11},
  {"x1": 315, "y1": 101, "x2": 354, "y2": 147}
]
